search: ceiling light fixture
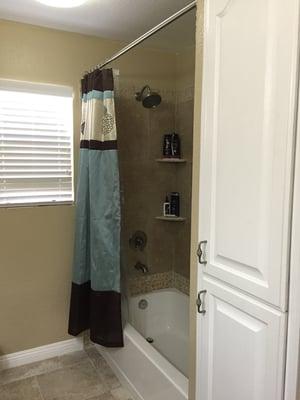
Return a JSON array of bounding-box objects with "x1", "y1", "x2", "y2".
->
[{"x1": 36, "y1": 0, "x2": 88, "y2": 8}]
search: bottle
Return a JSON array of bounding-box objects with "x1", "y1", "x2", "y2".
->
[
  {"x1": 170, "y1": 192, "x2": 180, "y2": 217},
  {"x1": 171, "y1": 133, "x2": 181, "y2": 158},
  {"x1": 163, "y1": 134, "x2": 172, "y2": 158},
  {"x1": 163, "y1": 195, "x2": 170, "y2": 216}
]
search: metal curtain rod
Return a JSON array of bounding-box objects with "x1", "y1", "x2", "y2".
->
[{"x1": 86, "y1": 1, "x2": 197, "y2": 75}]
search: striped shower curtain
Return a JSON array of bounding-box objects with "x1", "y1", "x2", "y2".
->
[{"x1": 68, "y1": 68, "x2": 123, "y2": 347}]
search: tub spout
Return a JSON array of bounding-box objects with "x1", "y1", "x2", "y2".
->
[{"x1": 134, "y1": 262, "x2": 149, "y2": 274}]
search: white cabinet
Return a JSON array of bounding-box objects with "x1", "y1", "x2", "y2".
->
[
  {"x1": 196, "y1": 0, "x2": 300, "y2": 399},
  {"x1": 198, "y1": 0, "x2": 299, "y2": 310},
  {"x1": 197, "y1": 276, "x2": 286, "y2": 400}
]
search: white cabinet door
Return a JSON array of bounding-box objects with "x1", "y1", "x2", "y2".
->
[
  {"x1": 197, "y1": 276, "x2": 287, "y2": 400},
  {"x1": 198, "y1": 0, "x2": 299, "y2": 309}
]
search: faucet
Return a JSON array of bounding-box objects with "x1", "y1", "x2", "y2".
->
[{"x1": 134, "y1": 262, "x2": 149, "y2": 274}]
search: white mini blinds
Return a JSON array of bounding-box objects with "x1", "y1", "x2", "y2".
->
[{"x1": 0, "y1": 80, "x2": 74, "y2": 206}]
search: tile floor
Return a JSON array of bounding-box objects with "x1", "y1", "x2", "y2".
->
[{"x1": 0, "y1": 344, "x2": 135, "y2": 400}]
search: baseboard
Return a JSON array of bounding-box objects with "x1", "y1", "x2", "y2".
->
[
  {"x1": 96, "y1": 344, "x2": 143, "y2": 400},
  {"x1": 0, "y1": 337, "x2": 83, "y2": 371}
]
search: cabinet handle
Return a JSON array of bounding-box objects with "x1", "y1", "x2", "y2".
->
[
  {"x1": 196, "y1": 290, "x2": 207, "y2": 314},
  {"x1": 197, "y1": 240, "x2": 207, "y2": 265}
]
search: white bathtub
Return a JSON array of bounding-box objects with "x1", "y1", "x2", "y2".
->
[{"x1": 97, "y1": 288, "x2": 189, "y2": 400}]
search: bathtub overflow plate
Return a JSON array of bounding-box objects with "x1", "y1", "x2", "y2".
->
[
  {"x1": 146, "y1": 337, "x2": 154, "y2": 344},
  {"x1": 138, "y1": 299, "x2": 148, "y2": 310}
]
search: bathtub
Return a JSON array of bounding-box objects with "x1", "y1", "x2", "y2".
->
[{"x1": 96, "y1": 288, "x2": 189, "y2": 400}]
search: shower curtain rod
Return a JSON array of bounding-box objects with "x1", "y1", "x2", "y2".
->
[{"x1": 85, "y1": 1, "x2": 197, "y2": 75}]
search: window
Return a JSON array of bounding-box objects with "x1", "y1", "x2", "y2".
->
[{"x1": 0, "y1": 80, "x2": 74, "y2": 206}]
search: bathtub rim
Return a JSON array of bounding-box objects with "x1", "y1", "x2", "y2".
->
[
  {"x1": 126, "y1": 323, "x2": 188, "y2": 395},
  {"x1": 97, "y1": 320, "x2": 188, "y2": 400},
  {"x1": 129, "y1": 286, "x2": 189, "y2": 300}
]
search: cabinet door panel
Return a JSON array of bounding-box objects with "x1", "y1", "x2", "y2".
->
[
  {"x1": 199, "y1": 0, "x2": 299, "y2": 309},
  {"x1": 197, "y1": 276, "x2": 286, "y2": 400}
]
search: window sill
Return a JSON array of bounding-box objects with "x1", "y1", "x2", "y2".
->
[{"x1": 0, "y1": 201, "x2": 75, "y2": 209}]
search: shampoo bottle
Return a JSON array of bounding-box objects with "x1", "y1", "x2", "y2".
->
[{"x1": 163, "y1": 195, "x2": 171, "y2": 216}]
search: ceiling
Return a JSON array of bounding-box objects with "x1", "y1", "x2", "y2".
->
[{"x1": 0, "y1": 0, "x2": 196, "y2": 50}]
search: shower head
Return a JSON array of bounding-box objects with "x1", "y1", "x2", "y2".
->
[{"x1": 135, "y1": 85, "x2": 161, "y2": 108}]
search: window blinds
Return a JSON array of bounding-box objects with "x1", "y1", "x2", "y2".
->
[{"x1": 0, "y1": 81, "x2": 74, "y2": 206}]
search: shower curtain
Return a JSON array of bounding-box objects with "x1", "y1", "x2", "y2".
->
[{"x1": 68, "y1": 68, "x2": 123, "y2": 347}]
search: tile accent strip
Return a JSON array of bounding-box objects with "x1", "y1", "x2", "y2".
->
[
  {"x1": 128, "y1": 271, "x2": 189, "y2": 296},
  {"x1": 128, "y1": 271, "x2": 173, "y2": 296},
  {"x1": 173, "y1": 271, "x2": 190, "y2": 295}
]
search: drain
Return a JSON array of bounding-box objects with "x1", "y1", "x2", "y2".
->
[{"x1": 146, "y1": 337, "x2": 154, "y2": 343}]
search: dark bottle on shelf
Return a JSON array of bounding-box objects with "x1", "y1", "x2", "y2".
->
[
  {"x1": 171, "y1": 133, "x2": 181, "y2": 158},
  {"x1": 163, "y1": 195, "x2": 171, "y2": 216},
  {"x1": 163, "y1": 134, "x2": 172, "y2": 157},
  {"x1": 170, "y1": 192, "x2": 180, "y2": 217}
]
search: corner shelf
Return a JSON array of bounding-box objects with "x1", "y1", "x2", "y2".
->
[
  {"x1": 155, "y1": 216, "x2": 186, "y2": 222},
  {"x1": 155, "y1": 158, "x2": 186, "y2": 163}
]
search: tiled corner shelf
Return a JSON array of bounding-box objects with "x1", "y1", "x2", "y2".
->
[
  {"x1": 155, "y1": 216, "x2": 186, "y2": 222},
  {"x1": 155, "y1": 158, "x2": 186, "y2": 163}
]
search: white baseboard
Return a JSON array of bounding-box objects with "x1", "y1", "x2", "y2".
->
[
  {"x1": 0, "y1": 337, "x2": 83, "y2": 371},
  {"x1": 96, "y1": 344, "x2": 143, "y2": 400}
]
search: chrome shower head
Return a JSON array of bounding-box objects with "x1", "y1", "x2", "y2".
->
[{"x1": 135, "y1": 85, "x2": 161, "y2": 108}]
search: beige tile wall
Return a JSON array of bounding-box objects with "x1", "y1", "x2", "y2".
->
[
  {"x1": 117, "y1": 87, "x2": 178, "y2": 280},
  {"x1": 117, "y1": 47, "x2": 195, "y2": 294},
  {"x1": 174, "y1": 47, "x2": 195, "y2": 279}
]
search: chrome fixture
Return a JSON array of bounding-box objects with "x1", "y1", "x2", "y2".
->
[
  {"x1": 84, "y1": 1, "x2": 196, "y2": 74},
  {"x1": 138, "y1": 299, "x2": 148, "y2": 310},
  {"x1": 134, "y1": 262, "x2": 149, "y2": 274},
  {"x1": 129, "y1": 231, "x2": 147, "y2": 251},
  {"x1": 135, "y1": 86, "x2": 161, "y2": 108}
]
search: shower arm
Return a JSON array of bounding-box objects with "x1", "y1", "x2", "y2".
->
[{"x1": 84, "y1": 1, "x2": 196, "y2": 76}]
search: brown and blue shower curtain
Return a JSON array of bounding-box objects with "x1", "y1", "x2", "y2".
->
[{"x1": 68, "y1": 68, "x2": 123, "y2": 347}]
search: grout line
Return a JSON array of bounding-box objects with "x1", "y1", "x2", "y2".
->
[
  {"x1": 34, "y1": 376, "x2": 46, "y2": 400},
  {"x1": 0, "y1": 358, "x2": 61, "y2": 387}
]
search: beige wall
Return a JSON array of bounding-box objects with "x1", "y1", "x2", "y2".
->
[{"x1": 0, "y1": 19, "x2": 177, "y2": 355}]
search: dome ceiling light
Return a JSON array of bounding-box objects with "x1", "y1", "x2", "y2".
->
[{"x1": 36, "y1": 0, "x2": 88, "y2": 8}]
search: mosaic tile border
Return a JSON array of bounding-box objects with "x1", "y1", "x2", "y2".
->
[
  {"x1": 128, "y1": 271, "x2": 173, "y2": 296},
  {"x1": 128, "y1": 270, "x2": 190, "y2": 296},
  {"x1": 173, "y1": 271, "x2": 190, "y2": 295}
]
